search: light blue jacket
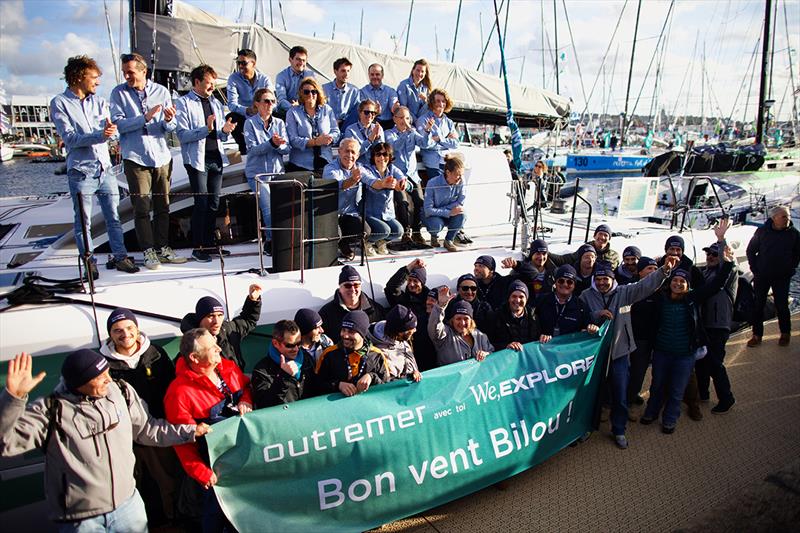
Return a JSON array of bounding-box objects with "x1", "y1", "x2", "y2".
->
[
  {"x1": 362, "y1": 164, "x2": 405, "y2": 221},
  {"x1": 243, "y1": 114, "x2": 290, "y2": 178},
  {"x1": 275, "y1": 67, "x2": 315, "y2": 112},
  {"x1": 226, "y1": 70, "x2": 274, "y2": 116},
  {"x1": 396, "y1": 77, "x2": 429, "y2": 120},
  {"x1": 321, "y1": 160, "x2": 376, "y2": 217},
  {"x1": 109, "y1": 80, "x2": 175, "y2": 168},
  {"x1": 415, "y1": 111, "x2": 459, "y2": 170},
  {"x1": 385, "y1": 126, "x2": 430, "y2": 177},
  {"x1": 50, "y1": 89, "x2": 113, "y2": 177},
  {"x1": 321, "y1": 81, "x2": 362, "y2": 122},
  {"x1": 175, "y1": 91, "x2": 229, "y2": 171},
  {"x1": 344, "y1": 122, "x2": 385, "y2": 164},
  {"x1": 424, "y1": 174, "x2": 464, "y2": 218},
  {"x1": 285, "y1": 104, "x2": 340, "y2": 170},
  {"x1": 360, "y1": 83, "x2": 398, "y2": 121}
]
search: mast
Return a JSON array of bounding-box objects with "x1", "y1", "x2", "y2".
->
[
  {"x1": 404, "y1": 0, "x2": 414, "y2": 56},
  {"x1": 553, "y1": 0, "x2": 559, "y2": 93},
  {"x1": 755, "y1": 0, "x2": 773, "y2": 145},
  {"x1": 451, "y1": 0, "x2": 463, "y2": 62},
  {"x1": 541, "y1": 0, "x2": 546, "y2": 88},
  {"x1": 620, "y1": 0, "x2": 642, "y2": 147},
  {"x1": 784, "y1": 0, "x2": 799, "y2": 141}
]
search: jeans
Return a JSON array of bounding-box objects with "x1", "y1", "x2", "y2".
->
[
  {"x1": 186, "y1": 160, "x2": 223, "y2": 249},
  {"x1": 247, "y1": 175, "x2": 271, "y2": 239},
  {"x1": 609, "y1": 355, "x2": 630, "y2": 436},
  {"x1": 57, "y1": 489, "x2": 147, "y2": 533},
  {"x1": 627, "y1": 338, "x2": 652, "y2": 404},
  {"x1": 67, "y1": 168, "x2": 128, "y2": 261},
  {"x1": 645, "y1": 349, "x2": 695, "y2": 427},
  {"x1": 365, "y1": 216, "x2": 403, "y2": 242},
  {"x1": 424, "y1": 213, "x2": 464, "y2": 241},
  {"x1": 124, "y1": 159, "x2": 172, "y2": 251},
  {"x1": 696, "y1": 328, "x2": 733, "y2": 403},
  {"x1": 752, "y1": 275, "x2": 791, "y2": 336}
]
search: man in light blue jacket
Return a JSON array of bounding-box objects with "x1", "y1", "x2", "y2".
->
[
  {"x1": 175, "y1": 65, "x2": 236, "y2": 263},
  {"x1": 275, "y1": 46, "x2": 315, "y2": 115},
  {"x1": 226, "y1": 48, "x2": 273, "y2": 154},
  {"x1": 50, "y1": 55, "x2": 139, "y2": 278},
  {"x1": 361, "y1": 63, "x2": 399, "y2": 130},
  {"x1": 321, "y1": 57, "x2": 362, "y2": 130},
  {"x1": 110, "y1": 52, "x2": 186, "y2": 270}
]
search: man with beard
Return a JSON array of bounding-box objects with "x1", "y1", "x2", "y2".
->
[
  {"x1": 501, "y1": 238, "x2": 557, "y2": 302},
  {"x1": 319, "y1": 266, "x2": 385, "y2": 343},
  {"x1": 615, "y1": 246, "x2": 641, "y2": 285},
  {"x1": 473, "y1": 255, "x2": 508, "y2": 310},
  {"x1": 367, "y1": 305, "x2": 423, "y2": 382},
  {"x1": 384, "y1": 258, "x2": 430, "y2": 320}
]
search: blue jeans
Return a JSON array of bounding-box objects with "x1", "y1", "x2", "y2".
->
[
  {"x1": 365, "y1": 216, "x2": 403, "y2": 242},
  {"x1": 424, "y1": 213, "x2": 464, "y2": 241},
  {"x1": 247, "y1": 175, "x2": 271, "y2": 239},
  {"x1": 186, "y1": 161, "x2": 223, "y2": 248},
  {"x1": 57, "y1": 489, "x2": 147, "y2": 533},
  {"x1": 645, "y1": 349, "x2": 695, "y2": 427},
  {"x1": 67, "y1": 169, "x2": 127, "y2": 260},
  {"x1": 609, "y1": 355, "x2": 630, "y2": 436}
]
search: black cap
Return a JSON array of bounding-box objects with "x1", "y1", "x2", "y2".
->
[
  {"x1": 341, "y1": 310, "x2": 370, "y2": 338},
  {"x1": 107, "y1": 307, "x2": 137, "y2": 333},
  {"x1": 294, "y1": 308, "x2": 323, "y2": 335},
  {"x1": 385, "y1": 305, "x2": 418, "y2": 337},
  {"x1": 474, "y1": 255, "x2": 496, "y2": 271},
  {"x1": 195, "y1": 296, "x2": 224, "y2": 319},
  {"x1": 339, "y1": 265, "x2": 361, "y2": 285},
  {"x1": 62, "y1": 349, "x2": 109, "y2": 392}
]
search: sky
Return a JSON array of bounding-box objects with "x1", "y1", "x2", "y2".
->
[{"x1": 1, "y1": 0, "x2": 798, "y2": 124}]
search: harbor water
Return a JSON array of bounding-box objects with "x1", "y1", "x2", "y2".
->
[{"x1": 0, "y1": 158, "x2": 66, "y2": 197}]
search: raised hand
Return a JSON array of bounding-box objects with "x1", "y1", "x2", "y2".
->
[
  {"x1": 222, "y1": 117, "x2": 236, "y2": 134},
  {"x1": 368, "y1": 124, "x2": 382, "y2": 142},
  {"x1": 436, "y1": 285, "x2": 454, "y2": 308},
  {"x1": 248, "y1": 283, "x2": 263, "y2": 301},
  {"x1": 501, "y1": 257, "x2": 517, "y2": 269},
  {"x1": 664, "y1": 255, "x2": 680, "y2": 271},
  {"x1": 145, "y1": 104, "x2": 162, "y2": 122},
  {"x1": 714, "y1": 217, "x2": 731, "y2": 241},
  {"x1": 5, "y1": 353, "x2": 46, "y2": 399},
  {"x1": 407, "y1": 258, "x2": 425, "y2": 271}
]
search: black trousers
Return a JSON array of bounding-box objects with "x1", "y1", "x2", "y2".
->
[
  {"x1": 226, "y1": 112, "x2": 247, "y2": 154},
  {"x1": 695, "y1": 327, "x2": 733, "y2": 402},
  {"x1": 752, "y1": 275, "x2": 791, "y2": 336},
  {"x1": 393, "y1": 186, "x2": 424, "y2": 232},
  {"x1": 339, "y1": 214, "x2": 370, "y2": 248}
]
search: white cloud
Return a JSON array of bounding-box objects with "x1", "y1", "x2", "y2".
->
[{"x1": 283, "y1": 0, "x2": 326, "y2": 24}]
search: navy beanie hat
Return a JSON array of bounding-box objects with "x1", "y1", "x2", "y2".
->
[
  {"x1": 577, "y1": 243, "x2": 597, "y2": 259},
  {"x1": 665, "y1": 235, "x2": 685, "y2": 251},
  {"x1": 594, "y1": 223, "x2": 612, "y2": 236},
  {"x1": 339, "y1": 265, "x2": 361, "y2": 285},
  {"x1": 62, "y1": 349, "x2": 109, "y2": 392},
  {"x1": 637, "y1": 256, "x2": 658, "y2": 272},
  {"x1": 593, "y1": 261, "x2": 614, "y2": 278},
  {"x1": 555, "y1": 264, "x2": 578, "y2": 281},
  {"x1": 408, "y1": 267, "x2": 427, "y2": 286},
  {"x1": 445, "y1": 299, "x2": 474, "y2": 321},
  {"x1": 107, "y1": 307, "x2": 137, "y2": 333},
  {"x1": 294, "y1": 308, "x2": 323, "y2": 335},
  {"x1": 427, "y1": 287, "x2": 439, "y2": 300},
  {"x1": 195, "y1": 296, "x2": 224, "y2": 319},
  {"x1": 474, "y1": 255, "x2": 496, "y2": 271},
  {"x1": 341, "y1": 310, "x2": 370, "y2": 338},
  {"x1": 622, "y1": 246, "x2": 642, "y2": 259},
  {"x1": 507, "y1": 279, "x2": 529, "y2": 299},
  {"x1": 671, "y1": 268, "x2": 690, "y2": 281},
  {"x1": 457, "y1": 273, "x2": 478, "y2": 288},
  {"x1": 385, "y1": 305, "x2": 418, "y2": 337},
  {"x1": 530, "y1": 238, "x2": 549, "y2": 254}
]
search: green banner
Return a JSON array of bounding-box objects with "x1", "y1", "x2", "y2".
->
[{"x1": 207, "y1": 325, "x2": 610, "y2": 532}]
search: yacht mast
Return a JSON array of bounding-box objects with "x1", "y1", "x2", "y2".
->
[
  {"x1": 755, "y1": 0, "x2": 774, "y2": 145},
  {"x1": 620, "y1": 0, "x2": 642, "y2": 147}
]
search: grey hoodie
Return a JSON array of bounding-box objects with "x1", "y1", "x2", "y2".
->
[
  {"x1": 0, "y1": 380, "x2": 195, "y2": 522},
  {"x1": 367, "y1": 321, "x2": 419, "y2": 380},
  {"x1": 428, "y1": 304, "x2": 495, "y2": 366},
  {"x1": 579, "y1": 266, "x2": 669, "y2": 359}
]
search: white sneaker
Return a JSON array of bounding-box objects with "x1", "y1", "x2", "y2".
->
[
  {"x1": 143, "y1": 248, "x2": 161, "y2": 270},
  {"x1": 158, "y1": 246, "x2": 188, "y2": 264}
]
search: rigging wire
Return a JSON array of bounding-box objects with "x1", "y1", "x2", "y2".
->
[
  {"x1": 561, "y1": 0, "x2": 589, "y2": 116},
  {"x1": 103, "y1": 0, "x2": 121, "y2": 84},
  {"x1": 724, "y1": 33, "x2": 762, "y2": 128}
]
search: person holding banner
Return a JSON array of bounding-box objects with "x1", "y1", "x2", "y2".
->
[
  {"x1": 367, "y1": 305, "x2": 423, "y2": 382},
  {"x1": 536, "y1": 265, "x2": 596, "y2": 342},
  {"x1": 319, "y1": 266, "x2": 385, "y2": 343},
  {"x1": 251, "y1": 320, "x2": 315, "y2": 408},
  {"x1": 580, "y1": 257, "x2": 678, "y2": 450},
  {"x1": 429, "y1": 286, "x2": 494, "y2": 367},
  {"x1": 314, "y1": 310, "x2": 390, "y2": 397},
  {"x1": 452, "y1": 273, "x2": 492, "y2": 331}
]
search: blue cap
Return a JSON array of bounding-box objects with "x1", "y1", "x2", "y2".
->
[
  {"x1": 474, "y1": 255, "x2": 496, "y2": 271},
  {"x1": 62, "y1": 349, "x2": 109, "y2": 392},
  {"x1": 341, "y1": 310, "x2": 370, "y2": 338},
  {"x1": 195, "y1": 296, "x2": 224, "y2": 319},
  {"x1": 593, "y1": 261, "x2": 614, "y2": 278},
  {"x1": 530, "y1": 238, "x2": 548, "y2": 254},
  {"x1": 507, "y1": 279, "x2": 529, "y2": 298},
  {"x1": 107, "y1": 307, "x2": 137, "y2": 333},
  {"x1": 622, "y1": 246, "x2": 642, "y2": 259},
  {"x1": 339, "y1": 265, "x2": 361, "y2": 284},
  {"x1": 594, "y1": 224, "x2": 612, "y2": 236},
  {"x1": 637, "y1": 256, "x2": 658, "y2": 272},
  {"x1": 555, "y1": 264, "x2": 577, "y2": 281}
]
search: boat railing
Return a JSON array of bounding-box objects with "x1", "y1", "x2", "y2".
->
[{"x1": 662, "y1": 174, "x2": 728, "y2": 231}]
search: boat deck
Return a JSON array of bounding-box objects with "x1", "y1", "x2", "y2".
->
[{"x1": 384, "y1": 316, "x2": 800, "y2": 532}]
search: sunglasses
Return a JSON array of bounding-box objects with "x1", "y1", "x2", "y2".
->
[
  {"x1": 236, "y1": 60, "x2": 251, "y2": 66},
  {"x1": 281, "y1": 341, "x2": 301, "y2": 349},
  {"x1": 361, "y1": 110, "x2": 378, "y2": 116},
  {"x1": 459, "y1": 285, "x2": 478, "y2": 292},
  {"x1": 374, "y1": 152, "x2": 390, "y2": 158},
  {"x1": 556, "y1": 278, "x2": 575, "y2": 286},
  {"x1": 342, "y1": 282, "x2": 361, "y2": 289},
  {"x1": 302, "y1": 89, "x2": 318, "y2": 96},
  {"x1": 259, "y1": 98, "x2": 277, "y2": 104}
]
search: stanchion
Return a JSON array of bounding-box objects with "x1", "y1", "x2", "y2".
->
[
  {"x1": 77, "y1": 192, "x2": 102, "y2": 348},
  {"x1": 214, "y1": 228, "x2": 231, "y2": 318}
]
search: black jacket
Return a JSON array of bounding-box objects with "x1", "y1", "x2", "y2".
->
[
  {"x1": 314, "y1": 342, "x2": 389, "y2": 394},
  {"x1": 384, "y1": 266, "x2": 429, "y2": 320},
  {"x1": 319, "y1": 291, "x2": 386, "y2": 343},
  {"x1": 103, "y1": 342, "x2": 175, "y2": 419},
  {"x1": 180, "y1": 295, "x2": 262, "y2": 371},
  {"x1": 535, "y1": 293, "x2": 589, "y2": 337},
  {"x1": 477, "y1": 272, "x2": 509, "y2": 311},
  {"x1": 251, "y1": 348, "x2": 316, "y2": 408},
  {"x1": 486, "y1": 304, "x2": 540, "y2": 348},
  {"x1": 510, "y1": 261, "x2": 555, "y2": 304},
  {"x1": 746, "y1": 218, "x2": 800, "y2": 280},
  {"x1": 630, "y1": 289, "x2": 660, "y2": 342},
  {"x1": 657, "y1": 254, "x2": 704, "y2": 289}
]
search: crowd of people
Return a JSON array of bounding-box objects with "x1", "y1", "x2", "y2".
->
[
  {"x1": 51, "y1": 48, "x2": 474, "y2": 275},
  {"x1": 4, "y1": 202, "x2": 797, "y2": 531}
]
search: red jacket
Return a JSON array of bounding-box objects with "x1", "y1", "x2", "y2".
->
[{"x1": 164, "y1": 357, "x2": 252, "y2": 484}]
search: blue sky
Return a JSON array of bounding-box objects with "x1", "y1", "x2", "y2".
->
[{"x1": 1, "y1": 0, "x2": 797, "y2": 122}]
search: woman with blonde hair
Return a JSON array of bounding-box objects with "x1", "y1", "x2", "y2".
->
[
  {"x1": 286, "y1": 77, "x2": 340, "y2": 171},
  {"x1": 415, "y1": 87, "x2": 459, "y2": 180},
  {"x1": 397, "y1": 58, "x2": 432, "y2": 121},
  {"x1": 428, "y1": 285, "x2": 493, "y2": 367}
]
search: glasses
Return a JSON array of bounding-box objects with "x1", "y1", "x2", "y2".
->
[
  {"x1": 258, "y1": 98, "x2": 277, "y2": 104},
  {"x1": 556, "y1": 278, "x2": 575, "y2": 286},
  {"x1": 459, "y1": 285, "x2": 478, "y2": 292},
  {"x1": 281, "y1": 341, "x2": 301, "y2": 349},
  {"x1": 302, "y1": 89, "x2": 319, "y2": 96},
  {"x1": 236, "y1": 60, "x2": 252, "y2": 66},
  {"x1": 342, "y1": 282, "x2": 361, "y2": 289},
  {"x1": 374, "y1": 152, "x2": 390, "y2": 158},
  {"x1": 361, "y1": 110, "x2": 377, "y2": 116}
]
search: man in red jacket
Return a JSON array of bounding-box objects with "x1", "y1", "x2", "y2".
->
[{"x1": 164, "y1": 327, "x2": 253, "y2": 530}]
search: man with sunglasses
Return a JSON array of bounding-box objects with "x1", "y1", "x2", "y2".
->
[
  {"x1": 251, "y1": 320, "x2": 315, "y2": 408},
  {"x1": 111, "y1": 52, "x2": 186, "y2": 271},
  {"x1": 319, "y1": 266, "x2": 385, "y2": 343},
  {"x1": 453, "y1": 273, "x2": 492, "y2": 330},
  {"x1": 227, "y1": 49, "x2": 273, "y2": 154},
  {"x1": 536, "y1": 264, "x2": 596, "y2": 343},
  {"x1": 275, "y1": 46, "x2": 315, "y2": 114}
]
